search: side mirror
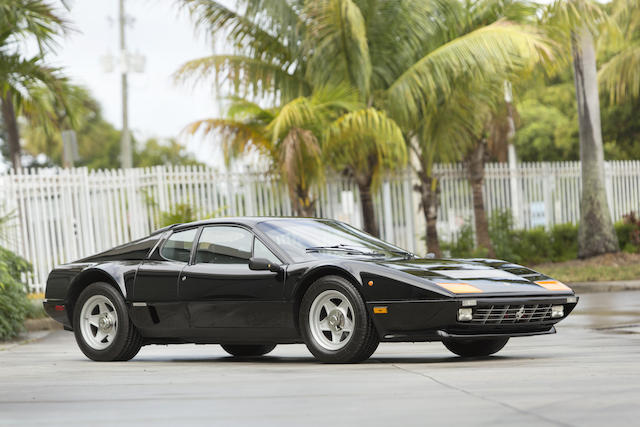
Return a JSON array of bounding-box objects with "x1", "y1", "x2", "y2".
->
[{"x1": 249, "y1": 257, "x2": 283, "y2": 273}]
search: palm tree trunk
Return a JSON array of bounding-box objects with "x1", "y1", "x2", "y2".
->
[
  {"x1": 468, "y1": 140, "x2": 495, "y2": 258},
  {"x1": 356, "y1": 175, "x2": 379, "y2": 237},
  {"x1": 1, "y1": 92, "x2": 21, "y2": 170},
  {"x1": 290, "y1": 185, "x2": 316, "y2": 217},
  {"x1": 571, "y1": 28, "x2": 619, "y2": 258},
  {"x1": 416, "y1": 169, "x2": 441, "y2": 256}
]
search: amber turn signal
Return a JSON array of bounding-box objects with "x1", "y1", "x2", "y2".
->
[
  {"x1": 535, "y1": 280, "x2": 572, "y2": 291},
  {"x1": 437, "y1": 283, "x2": 483, "y2": 294}
]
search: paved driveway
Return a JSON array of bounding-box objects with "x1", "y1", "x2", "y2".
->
[{"x1": 1, "y1": 292, "x2": 639, "y2": 426}]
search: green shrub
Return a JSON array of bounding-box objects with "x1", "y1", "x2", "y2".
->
[
  {"x1": 489, "y1": 211, "x2": 578, "y2": 265},
  {"x1": 615, "y1": 212, "x2": 640, "y2": 253},
  {"x1": 441, "y1": 223, "x2": 489, "y2": 258},
  {"x1": 549, "y1": 223, "x2": 579, "y2": 262},
  {"x1": 158, "y1": 203, "x2": 198, "y2": 228},
  {"x1": 0, "y1": 246, "x2": 32, "y2": 341},
  {"x1": 442, "y1": 210, "x2": 580, "y2": 265}
]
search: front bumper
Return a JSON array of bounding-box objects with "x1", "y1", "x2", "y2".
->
[{"x1": 367, "y1": 295, "x2": 578, "y2": 342}]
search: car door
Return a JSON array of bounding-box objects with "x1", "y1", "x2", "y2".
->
[
  {"x1": 179, "y1": 225, "x2": 292, "y2": 338},
  {"x1": 132, "y1": 227, "x2": 198, "y2": 332}
]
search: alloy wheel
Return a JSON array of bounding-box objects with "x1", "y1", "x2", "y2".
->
[
  {"x1": 79, "y1": 294, "x2": 118, "y2": 350},
  {"x1": 308, "y1": 290, "x2": 355, "y2": 351}
]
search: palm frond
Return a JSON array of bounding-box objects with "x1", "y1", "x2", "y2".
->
[
  {"x1": 267, "y1": 97, "x2": 318, "y2": 142},
  {"x1": 0, "y1": 0, "x2": 69, "y2": 53},
  {"x1": 324, "y1": 108, "x2": 406, "y2": 187},
  {"x1": 386, "y1": 20, "x2": 553, "y2": 127},
  {"x1": 279, "y1": 127, "x2": 324, "y2": 199},
  {"x1": 183, "y1": 118, "x2": 272, "y2": 165},
  {"x1": 304, "y1": 0, "x2": 372, "y2": 98},
  {"x1": 174, "y1": 54, "x2": 310, "y2": 100},
  {"x1": 241, "y1": 0, "x2": 305, "y2": 49},
  {"x1": 364, "y1": 0, "x2": 443, "y2": 91},
  {"x1": 177, "y1": 0, "x2": 296, "y2": 63},
  {"x1": 599, "y1": 44, "x2": 640, "y2": 103}
]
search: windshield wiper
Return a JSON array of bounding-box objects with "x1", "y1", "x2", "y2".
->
[
  {"x1": 305, "y1": 245, "x2": 385, "y2": 257},
  {"x1": 388, "y1": 250, "x2": 415, "y2": 259}
]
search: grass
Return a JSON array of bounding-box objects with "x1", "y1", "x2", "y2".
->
[{"x1": 532, "y1": 252, "x2": 640, "y2": 283}]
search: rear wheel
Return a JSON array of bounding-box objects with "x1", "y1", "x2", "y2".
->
[
  {"x1": 221, "y1": 344, "x2": 276, "y2": 357},
  {"x1": 73, "y1": 282, "x2": 143, "y2": 361},
  {"x1": 300, "y1": 275, "x2": 379, "y2": 363},
  {"x1": 442, "y1": 337, "x2": 509, "y2": 357}
]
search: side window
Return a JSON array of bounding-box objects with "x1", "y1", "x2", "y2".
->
[
  {"x1": 196, "y1": 226, "x2": 253, "y2": 264},
  {"x1": 160, "y1": 228, "x2": 197, "y2": 262},
  {"x1": 253, "y1": 238, "x2": 280, "y2": 265}
]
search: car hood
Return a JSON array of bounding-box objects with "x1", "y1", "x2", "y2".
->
[{"x1": 375, "y1": 258, "x2": 570, "y2": 295}]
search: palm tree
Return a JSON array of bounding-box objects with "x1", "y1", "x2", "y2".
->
[
  {"x1": 324, "y1": 108, "x2": 406, "y2": 236},
  {"x1": 184, "y1": 86, "x2": 360, "y2": 216},
  {"x1": 0, "y1": 0, "x2": 67, "y2": 170},
  {"x1": 544, "y1": 0, "x2": 619, "y2": 258},
  {"x1": 19, "y1": 82, "x2": 101, "y2": 166},
  {"x1": 177, "y1": 1, "x2": 407, "y2": 234},
  {"x1": 305, "y1": 0, "x2": 550, "y2": 245},
  {"x1": 177, "y1": 0, "x2": 550, "y2": 242}
]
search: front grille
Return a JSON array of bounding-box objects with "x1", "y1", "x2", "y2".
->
[{"x1": 471, "y1": 304, "x2": 554, "y2": 324}]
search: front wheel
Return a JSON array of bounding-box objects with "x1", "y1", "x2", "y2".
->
[
  {"x1": 442, "y1": 337, "x2": 509, "y2": 357},
  {"x1": 221, "y1": 344, "x2": 276, "y2": 357},
  {"x1": 300, "y1": 275, "x2": 379, "y2": 363},
  {"x1": 73, "y1": 282, "x2": 143, "y2": 361}
]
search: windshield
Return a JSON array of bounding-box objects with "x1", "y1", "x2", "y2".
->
[{"x1": 256, "y1": 219, "x2": 412, "y2": 261}]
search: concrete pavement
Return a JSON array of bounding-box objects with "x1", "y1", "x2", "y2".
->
[{"x1": 1, "y1": 292, "x2": 639, "y2": 427}]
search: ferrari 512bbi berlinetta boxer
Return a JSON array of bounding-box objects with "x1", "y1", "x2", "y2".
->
[{"x1": 44, "y1": 217, "x2": 578, "y2": 363}]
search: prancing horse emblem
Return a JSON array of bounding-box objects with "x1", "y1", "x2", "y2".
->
[{"x1": 515, "y1": 306, "x2": 526, "y2": 320}]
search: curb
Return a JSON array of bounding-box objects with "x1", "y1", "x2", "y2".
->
[
  {"x1": 569, "y1": 280, "x2": 640, "y2": 294},
  {"x1": 0, "y1": 330, "x2": 54, "y2": 351},
  {"x1": 24, "y1": 317, "x2": 63, "y2": 332}
]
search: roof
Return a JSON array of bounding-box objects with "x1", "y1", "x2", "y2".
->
[{"x1": 155, "y1": 216, "x2": 327, "y2": 233}]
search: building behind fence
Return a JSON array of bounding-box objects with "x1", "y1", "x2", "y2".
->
[{"x1": 2, "y1": 161, "x2": 640, "y2": 292}]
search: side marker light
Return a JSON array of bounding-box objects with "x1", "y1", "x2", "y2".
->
[
  {"x1": 368, "y1": 280, "x2": 374, "y2": 286},
  {"x1": 373, "y1": 306, "x2": 388, "y2": 314}
]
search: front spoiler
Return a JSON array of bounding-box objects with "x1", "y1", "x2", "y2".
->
[
  {"x1": 437, "y1": 326, "x2": 556, "y2": 340},
  {"x1": 368, "y1": 295, "x2": 577, "y2": 342}
]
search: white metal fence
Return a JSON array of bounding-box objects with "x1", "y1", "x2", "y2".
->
[{"x1": 2, "y1": 161, "x2": 640, "y2": 293}]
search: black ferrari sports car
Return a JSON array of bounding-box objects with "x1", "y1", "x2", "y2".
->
[{"x1": 44, "y1": 217, "x2": 578, "y2": 363}]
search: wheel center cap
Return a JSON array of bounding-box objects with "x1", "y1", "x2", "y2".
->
[
  {"x1": 327, "y1": 310, "x2": 344, "y2": 331},
  {"x1": 99, "y1": 315, "x2": 112, "y2": 331}
]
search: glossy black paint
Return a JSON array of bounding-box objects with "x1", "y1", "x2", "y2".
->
[{"x1": 44, "y1": 217, "x2": 578, "y2": 345}]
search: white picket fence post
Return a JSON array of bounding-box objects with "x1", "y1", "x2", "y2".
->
[{"x1": 2, "y1": 160, "x2": 640, "y2": 293}]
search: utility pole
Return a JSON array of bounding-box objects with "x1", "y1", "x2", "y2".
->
[{"x1": 119, "y1": 0, "x2": 132, "y2": 169}]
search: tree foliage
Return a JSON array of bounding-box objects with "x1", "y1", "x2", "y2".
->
[{"x1": 0, "y1": 245, "x2": 32, "y2": 341}]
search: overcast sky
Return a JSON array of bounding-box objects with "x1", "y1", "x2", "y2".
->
[{"x1": 52, "y1": 0, "x2": 223, "y2": 164}]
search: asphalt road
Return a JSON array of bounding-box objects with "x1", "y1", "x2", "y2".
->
[{"x1": 1, "y1": 292, "x2": 639, "y2": 427}]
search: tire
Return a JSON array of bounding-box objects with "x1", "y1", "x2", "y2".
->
[
  {"x1": 221, "y1": 344, "x2": 276, "y2": 357},
  {"x1": 442, "y1": 337, "x2": 509, "y2": 358},
  {"x1": 73, "y1": 282, "x2": 143, "y2": 361},
  {"x1": 300, "y1": 275, "x2": 379, "y2": 363}
]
